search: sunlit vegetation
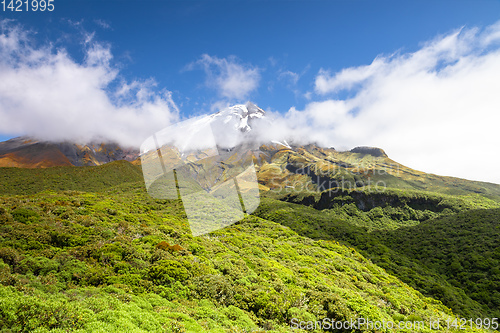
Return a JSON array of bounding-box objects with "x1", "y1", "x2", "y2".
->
[
  {"x1": 0, "y1": 161, "x2": 143, "y2": 196},
  {"x1": 0, "y1": 161, "x2": 498, "y2": 332},
  {"x1": 255, "y1": 190, "x2": 500, "y2": 319}
]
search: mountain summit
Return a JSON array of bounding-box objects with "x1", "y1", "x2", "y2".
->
[
  {"x1": 208, "y1": 102, "x2": 268, "y2": 149},
  {"x1": 0, "y1": 103, "x2": 267, "y2": 168},
  {"x1": 213, "y1": 102, "x2": 266, "y2": 133}
]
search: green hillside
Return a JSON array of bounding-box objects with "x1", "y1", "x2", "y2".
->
[
  {"x1": 0, "y1": 161, "x2": 143, "y2": 196},
  {"x1": 254, "y1": 191, "x2": 500, "y2": 319},
  {"x1": 0, "y1": 161, "x2": 499, "y2": 332},
  {"x1": 383, "y1": 208, "x2": 500, "y2": 316},
  {"x1": 255, "y1": 145, "x2": 500, "y2": 201},
  {"x1": 0, "y1": 184, "x2": 486, "y2": 332}
]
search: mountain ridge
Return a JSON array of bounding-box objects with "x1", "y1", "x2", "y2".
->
[
  {"x1": 2, "y1": 135, "x2": 500, "y2": 199},
  {"x1": 0, "y1": 136, "x2": 140, "y2": 168},
  {"x1": 2, "y1": 103, "x2": 499, "y2": 200}
]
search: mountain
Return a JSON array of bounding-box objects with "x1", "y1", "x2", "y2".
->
[
  {"x1": 253, "y1": 142, "x2": 500, "y2": 200},
  {"x1": 138, "y1": 102, "x2": 500, "y2": 201},
  {"x1": 0, "y1": 137, "x2": 139, "y2": 168},
  {"x1": 212, "y1": 101, "x2": 266, "y2": 133},
  {"x1": 3, "y1": 102, "x2": 500, "y2": 201},
  {"x1": 0, "y1": 102, "x2": 265, "y2": 169}
]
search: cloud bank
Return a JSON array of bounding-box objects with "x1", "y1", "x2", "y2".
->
[
  {"x1": 0, "y1": 20, "x2": 179, "y2": 147},
  {"x1": 279, "y1": 23, "x2": 500, "y2": 184}
]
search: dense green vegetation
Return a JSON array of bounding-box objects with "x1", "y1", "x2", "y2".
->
[
  {"x1": 0, "y1": 162, "x2": 498, "y2": 332},
  {"x1": 0, "y1": 185, "x2": 472, "y2": 332},
  {"x1": 268, "y1": 188, "x2": 500, "y2": 231},
  {"x1": 255, "y1": 189, "x2": 500, "y2": 320},
  {"x1": 384, "y1": 209, "x2": 500, "y2": 316},
  {"x1": 0, "y1": 161, "x2": 143, "y2": 195}
]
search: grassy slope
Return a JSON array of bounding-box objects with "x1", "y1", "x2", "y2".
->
[
  {"x1": 0, "y1": 182, "x2": 484, "y2": 332},
  {"x1": 256, "y1": 146, "x2": 500, "y2": 201},
  {"x1": 0, "y1": 161, "x2": 143, "y2": 195},
  {"x1": 336, "y1": 151, "x2": 500, "y2": 200}
]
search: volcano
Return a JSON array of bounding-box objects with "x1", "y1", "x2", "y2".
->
[{"x1": 1, "y1": 102, "x2": 500, "y2": 199}]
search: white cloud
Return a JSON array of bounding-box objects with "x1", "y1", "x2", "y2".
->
[
  {"x1": 279, "y1": 70, "x2": 299, "y2": 85},
  {"x1": 315, "y1": 58, "x2": 385, "y2": 94},
  {"x1": 0, "y1": 21, "x2": 179, "y2": 147},
  {"x1": 284, "y1": 22, "x2": 500, "y2": 184},
  {"x1": 189, "y1": 54, "x2": 260, "y2": 101},
  {"x1": 276, "y1": 65, "x2": 310, "y2": 98},
  {"x1": 94, "y1": 19, "x2": 111, "y2": 30}
]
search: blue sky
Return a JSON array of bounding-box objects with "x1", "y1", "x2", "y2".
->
[
  {"x1": 3, "y1": 0, "x2": 499, "y2": 114},
  {"x1": 1, "y1": 0, "x2": 500, "y2": 183}
]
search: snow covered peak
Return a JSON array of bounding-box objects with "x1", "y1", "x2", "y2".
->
[
  {"x1": 141, "y1": 102, "x2": 268, "y2": 155},
  {"x1": 214, "y1": 102, "x2": 266, "y2": 133},
  {"x1": 208, "y1": 102, "x2": 267, "y2": 149}
]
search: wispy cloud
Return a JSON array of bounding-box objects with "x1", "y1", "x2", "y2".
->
[
  {"x1": 94, "y1": 19, "x2": 111, "y2": 30},
  {"x1": 282, "y1": 22, "x2": 500, "y2": 184},
  {"x1": 0, "y1": 20, "x2": 179, "y2": 147},
  {"x1": 279, "y1": 70, "x2": 300, "y2": 85},
  {"x1": 314, "y1": 28, "x2": 481, "y2": 94},
  {"x1": 188, "y1": 54, "x2": 260, "y2": 101},
  {"x1": 277, "y1": 65, "x2": 310, "y2": 99}
]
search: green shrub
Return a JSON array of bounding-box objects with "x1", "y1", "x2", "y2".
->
[
  {"x1": 0, "y1": 247, "x2": 20, "y2": 267},
  {"x1": 148, "y1": 260, "x2": 190, "y2": 285},
  {"x1": 0, "y1": 207, "x2": 10, "y2": 224},
  {"x1": 192, "y1": 274, "x2": 234, "y2": 306},
  {"x1": 11, "y1": 207, "x2": 39, "y2": 224},
  {"x1": 18, "y1": 256, "x2": 59, "y2": 275}
]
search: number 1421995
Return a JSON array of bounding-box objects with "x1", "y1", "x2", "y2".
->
[{"x1": 2, "y1": 0, "x2": 54, "y2": 11}]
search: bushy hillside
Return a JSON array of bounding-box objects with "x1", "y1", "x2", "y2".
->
[
  {"x1": 1, "y1": 161, "x2": 499, "y2": 332},
  {"x1": 0, "y1": 182, "x2": 484, "y2": 332},
  {"x1": 0, "y1": 161, "x2": 143, "y2": 195},
  {"x1": 266, "y1": 187, "x2": 500, "y2": 231},
  {"x1": 383, "y1": 209, "x2": 500, "y2": 316},
  {"x1": 254, "y1": 192, "x2": 500, "y2": 319}
]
